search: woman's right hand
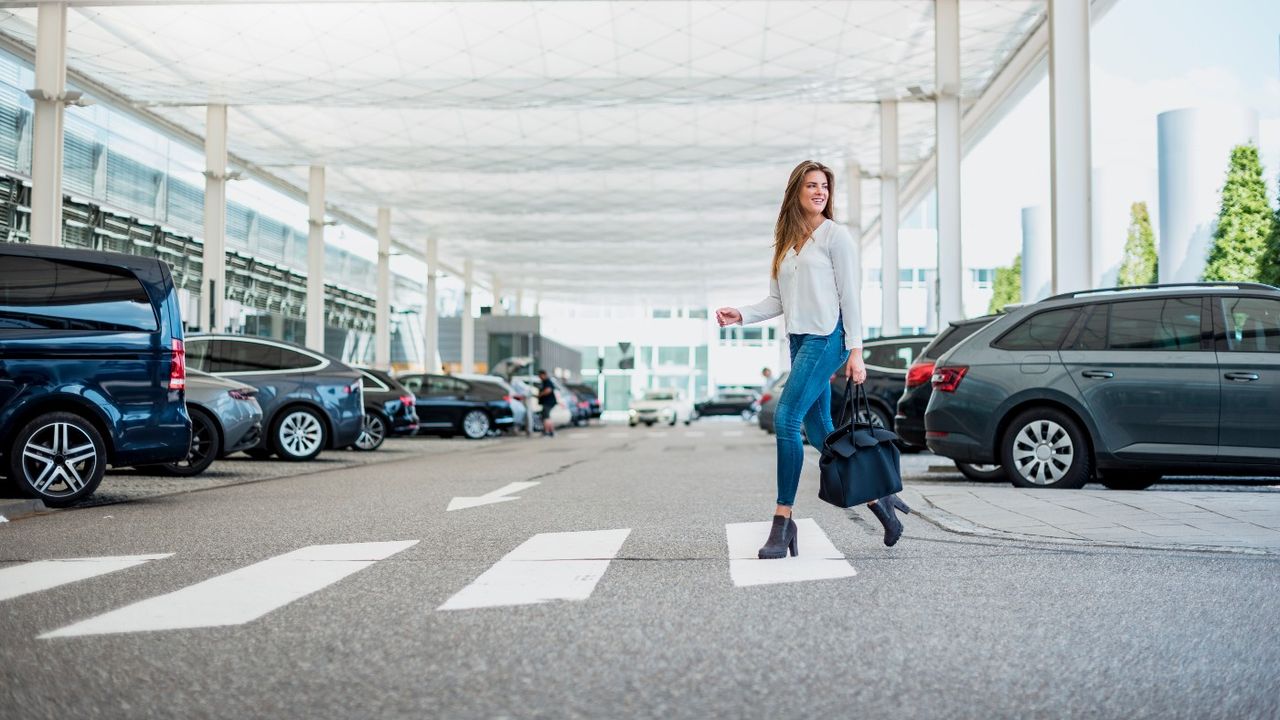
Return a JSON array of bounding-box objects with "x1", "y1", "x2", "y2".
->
[{"x1": 715, "y1": 307, "x2": 743, "y2": 327}]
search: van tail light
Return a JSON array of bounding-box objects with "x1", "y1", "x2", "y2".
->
[
  {"x1": 169, "y1": 338, "x2": 186, "y2": 391},
  {"x1": 399, "y1": 394, "x2": 415, "y2": 407},
  {"x1": 906, "y1": 361, "x2": 935, "y2": 389},
  {"x1": 931, "y1": 366, "x2": 968, "y2": 393}
]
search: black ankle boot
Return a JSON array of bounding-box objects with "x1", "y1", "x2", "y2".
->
[
  {"x1": 868, "y1": 499, "x2": 903, "y2": 547},
  {"x1": 758, "y1": 515, "x2": 799, "y2": 559},
  {"x1": 887, "y1": 494, "x2": 911, "y2": 515}
]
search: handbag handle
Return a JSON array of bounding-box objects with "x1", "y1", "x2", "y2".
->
[{"x1": 836, "y1": 378, "x2": 874, "y2": 428}]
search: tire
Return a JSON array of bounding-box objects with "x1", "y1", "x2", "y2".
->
[
  {"x1": 956, "y1": 461, "x2": 1004, "y2": 482},
  {"x1": 271, "y1": 407, "x2": 327, "y2": 461},
  {"x1": 1099, "y1": 472, "x2": 1159, "y2": 491},
  {"x1": 244, "y1": 447, "x2": 275, "y2": 460},
  {"x1": 157, "y1": 408, "x2": 221, "y2": 477},
  {"x1": 1000, "y1": 408, "x2": 1091, "y2": 489},
  {"x1": 353, "y1": 410, "x2": 388, "y2": 452},
  {"x1": 460, "y1": 410, "x2": 491, "y2": 440},
  {"x1": 7, "y1": 412, "x2": 106, "y2": 507},
  {"x1": 644, "y1": 421, "x2": 655, "y2": 427}
]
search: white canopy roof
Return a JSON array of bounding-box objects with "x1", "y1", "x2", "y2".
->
[{"x1": 0, "y1": 0, "x2": 1044, "y2": 302}]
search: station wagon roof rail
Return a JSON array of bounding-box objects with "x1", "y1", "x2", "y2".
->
[{"x1": 1045, "y1": 282, "x2": 1279, "y2": 303}]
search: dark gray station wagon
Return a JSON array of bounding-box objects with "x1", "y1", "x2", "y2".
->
[{"x1": 925, "y1": 283, "x2": 1280, "y2": 489}]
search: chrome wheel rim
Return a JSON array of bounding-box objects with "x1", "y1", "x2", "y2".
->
[
  {"x1": 279, "y1": 411, "x2": 323, "y2": 457},
  {"x1": 355, "y1": 414, "x2": 386, "y2": 450},
  {"x1": 1011, "y1": 420, "x2": 1073, "y2": 485},
  {"x1": 968, "y1": 463, "x2": 999, "y2": 473},
  {"x1": 21, "y1": 422, "x2": 98, "y2": 498},
  {"x1": 462, "y1": 411, "x2": 489, "y2": 439}
]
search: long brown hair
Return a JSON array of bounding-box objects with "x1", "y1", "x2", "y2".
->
[{"x1": 772, "y1": 160, "x2": 836, "y2": 278}]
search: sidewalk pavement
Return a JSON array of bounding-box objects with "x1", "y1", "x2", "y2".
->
[{"x1": 904, "y1": 485, "x2": 1280, "y2": 554}]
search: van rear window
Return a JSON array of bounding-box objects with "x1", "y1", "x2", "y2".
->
[{"x1": 0, "y1": 256, "x2": 158, "y2": 332}]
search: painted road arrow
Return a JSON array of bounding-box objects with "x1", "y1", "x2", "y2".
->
[{"x1": 447, "y1": 482, "x2": 541, "y2": 511}]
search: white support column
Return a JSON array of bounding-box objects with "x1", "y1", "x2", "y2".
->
[
  {"x1": 200, "y1": 104, "x2": 228, "y2": 333},
  {"x1": 374, "y1": 207, "x2": 392, "y2": 367},
  {"x1": 423, "y1": 236, "x2": 441, "y2": 373},
  {"x1": 461, "y1": 259, "x2": 475, "y2": 373},
  {"x1": 935, "y1": 0, "x2": 964, "y2": 325},
  {"x1": 491, "y1": 275, "x2": 505, "y2": 316},
  {"x1": 879, "y1": 101, "x2": 900, "y2": 336},
  {"x1": 845, "y1": 161, "x2": 862, "y2": 238},
  {"x1": 305, "y1": 166, "x2": 326, "y2": 352},
  {"x1": 28, "y1": 1, "x2": 68, "y2": 247},
  {"x1": 1048, "y1": 0, "x2": 1093, "y2": 293}
]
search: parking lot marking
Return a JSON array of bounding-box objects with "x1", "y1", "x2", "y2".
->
[
  {"x1": 447, "y1": 481, "x2": 540, "y2": 511},
  {"x1": 39, "y1": 541, "x2": 418, "y2": 638},
  {"x1": 439, "y1": 529, "x2": 631, "y2": 611},
  {"x1": 725, "y1": 519, "x2": 856, "y2": 587},
  {"x1": 0, "y1": 555, "x2": 172, "y2": 603}
]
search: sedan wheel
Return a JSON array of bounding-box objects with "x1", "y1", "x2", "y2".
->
[
  {"x1": 8, "y1": 412, "x2": 106, "y2": 507},
  {"x1": 955, "y1": 461, "x2": 1004, "y2": 482},
  {"x1": 159, "y1": 409, "x2": 220, "y2": 476},
  {"x1": 1001, "y1": 408, "x2": 1090, "y2": 489},
  {"x1": 353, "y1": 411, "x2": 387, "y2": 452},
  {"x1": 272, "y1": 408, "x2": 327, "y2": 461},
  {"x1": 461, "y1": 410, "x2": 491, "y2": 440}
]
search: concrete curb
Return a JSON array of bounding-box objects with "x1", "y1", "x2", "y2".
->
[
  {"x1": 0, "y1": 498, "x2": 51, "y2": 523},
  {"x1": 900, "y1": 488, "x2": 1274, "y2": 557}
]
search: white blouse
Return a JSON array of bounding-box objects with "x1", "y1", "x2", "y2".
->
[{"x1": 736, "y1": 219, "x2": 863, "y2": 351}]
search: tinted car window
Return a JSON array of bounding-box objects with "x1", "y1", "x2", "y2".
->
[
  {"x1": 0, "y1": 255, "x2": 157, "y2": 332},
  {"x1": 993, "y1": 308, "x2": 1079, "y2": 351},
  {"x1": 864, "y1": 341, "x2": 928, "y2": 369},
  {"x1": 1072, "y1": 305, "x2": 1108, "y2": 351},
  {"x1": 186, "y1": 339, "x2": 211, "y2": 371},
  {"x1": 399, "y1": 375, "x2": 424, "y2": 394},
  {"x1": 277, "y1": 347, "x2": 321, "y2": 370},
  {"x1": 1109, "y1": 298, "x2": 1202, "y2": 351},
  {"x1": 1221, "y1": 296, "x2": 1280, "y2": 352},
  {"x1": 359, "y1": 370, "x2": 390, "y2": 391},
  {"x1": 212, "y1": 340, "x2": 284, "y2": 372},
  {"x1": 425, "y1": 376, "x2": 467, "y2": 396},
  {"x1": 922, "y1": 321, "x2": 990, "y2": 360}
]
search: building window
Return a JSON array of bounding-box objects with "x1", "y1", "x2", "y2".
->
[
  {"x1": 657, "y1": 346, "x2": 690, "y2": 366},
  {"x1": 652, "y1": 308, "x2": 672, "y2": 319},
  {"x1": 688, "y1": 308, "x2": 708, "y2": 319}
]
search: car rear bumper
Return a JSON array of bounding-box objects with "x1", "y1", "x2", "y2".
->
[
  {"x1": 925, "y1": 430, "x2": 993, "y2": 464},
  {"x1": 894, "y1": 415, "x2": 926, "y2": 448}
]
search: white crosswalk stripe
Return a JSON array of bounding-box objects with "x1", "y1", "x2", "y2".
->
[
  {"x1": 439, "y1": 529, "x2": 631, "y2": 611},
  {"x1": 0, "y1": 555, "x2": 171, "y2": 602},
  {"x1": 725, "y1": 519, "x2": 856, "y2": 587},
  {"x1": 39, "y1": 541, "x2": 417, "y2": 638}
]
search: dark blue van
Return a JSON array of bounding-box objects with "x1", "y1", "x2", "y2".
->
[{"x1": 0, "y1": 243, "x2": 191, "y2": 506}]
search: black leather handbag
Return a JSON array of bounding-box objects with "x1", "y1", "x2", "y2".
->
[{"x1": 818, "y1": 380, "x2": 903, "y2": 508}]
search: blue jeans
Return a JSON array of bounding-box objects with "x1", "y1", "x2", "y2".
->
[{"x1": 774, "y1": 324, "x2": 850, "y2": 507}]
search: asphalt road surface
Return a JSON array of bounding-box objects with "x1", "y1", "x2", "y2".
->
[{"x1": 2, "y1": 428, "x2": 1277, "y2": 719}]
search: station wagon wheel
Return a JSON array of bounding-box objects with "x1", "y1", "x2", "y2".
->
[
  {"x1": 1000, "y1": 408, "x2": 1091, "y2": 490},
  {"x1": 159, "y1": 408, "x2": 221, "y2": 476},
  {"x1": 272, "y1": 407, "x2": 327, "y2": 461},
  {"x1": 461, "y1": 410, "x2": 491, "y2": 440},
  {"x1": 354, "y1": 410, "x2": 388, "y2": 451},
  {"x1": 955, "y1": 461, "x2": 1004, "y2": 482},
  {"x1": 8, "y1": 412, "x2": 106, "y2": 507}
]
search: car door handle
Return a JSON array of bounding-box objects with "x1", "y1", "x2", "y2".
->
[
  {"x1": 1225, "y1": 372, "x2": 1260, "y2": 382},
  {"x1": 1081, "y1": 370, "x2": 1114, "y2": 379}
]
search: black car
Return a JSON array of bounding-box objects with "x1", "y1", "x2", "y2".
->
[
  {"x1": 185, "y1": 335, "x2": 365, "y2": 462},
  {"x1": 829, "y1": 334, "x2": 932, "y2": 431},
  {"x1": 893, "y1": 315, "x2": 1004, "y2": 480},
  {"x1": 0, "y1": 243, "x2": 191, "y2": 506},
  {"x1": 925, "y1": 283, "x2": 1280, "y2": 490},
  {"x1": 568, "y1": 383, "x2": 603, "y2": 421},
  {"x1": 695, "y1": 390, "x2": 758, "y2": 419},
  {"x1": 353, "y1": 368, "x2": 419, "y2": 451},
  {"x1": 397, "y1": 373, "x2": 515, "y2": 439}
]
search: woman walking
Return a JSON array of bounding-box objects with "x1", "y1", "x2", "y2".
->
[{"x1": 716, "y1": 160, "x2": 908, "y2": 558}]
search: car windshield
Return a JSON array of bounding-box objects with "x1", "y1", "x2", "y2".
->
[{"x1": 644, "y1": 391, "x2": 675, "y2": 401}]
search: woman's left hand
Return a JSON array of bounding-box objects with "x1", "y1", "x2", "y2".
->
[{"x1": 845, "y1": 352, "x2": 867, "y2": 384}]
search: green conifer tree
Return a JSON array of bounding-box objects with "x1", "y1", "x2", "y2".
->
[
  {"x1": 987, "y1": 254, "x2": 1022, "y2": 314},
  {"x1": 1262, "y1": 176, "x2": 1280, "y2": 287},
  {"x1": 1203, "y1": 144, "x2": 1275, "y2": 282},
  {"x1": 1116, "y1": 201, "x2": 1158, "y2": 286}
]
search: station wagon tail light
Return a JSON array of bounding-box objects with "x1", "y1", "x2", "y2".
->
[
  {"x1": 906, "y1": 361, "x2": 935, "y2": 388},
  {"x1": 931, "y1": 366, "x2": 968, "y2": 393},
  {"x1": 399, "y1": 394, "x2": 415, "y2": 407},
  {"x1": 169, "y1": 338, "x2": 186, "y2": 391}
]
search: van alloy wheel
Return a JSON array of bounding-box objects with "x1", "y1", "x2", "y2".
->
[
  {"x1": 9, "y1": 412, "x2": 106, "y2": 506},
  {"x1": 274, "y1": 408, "x2": 326, "y2": 461}
]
